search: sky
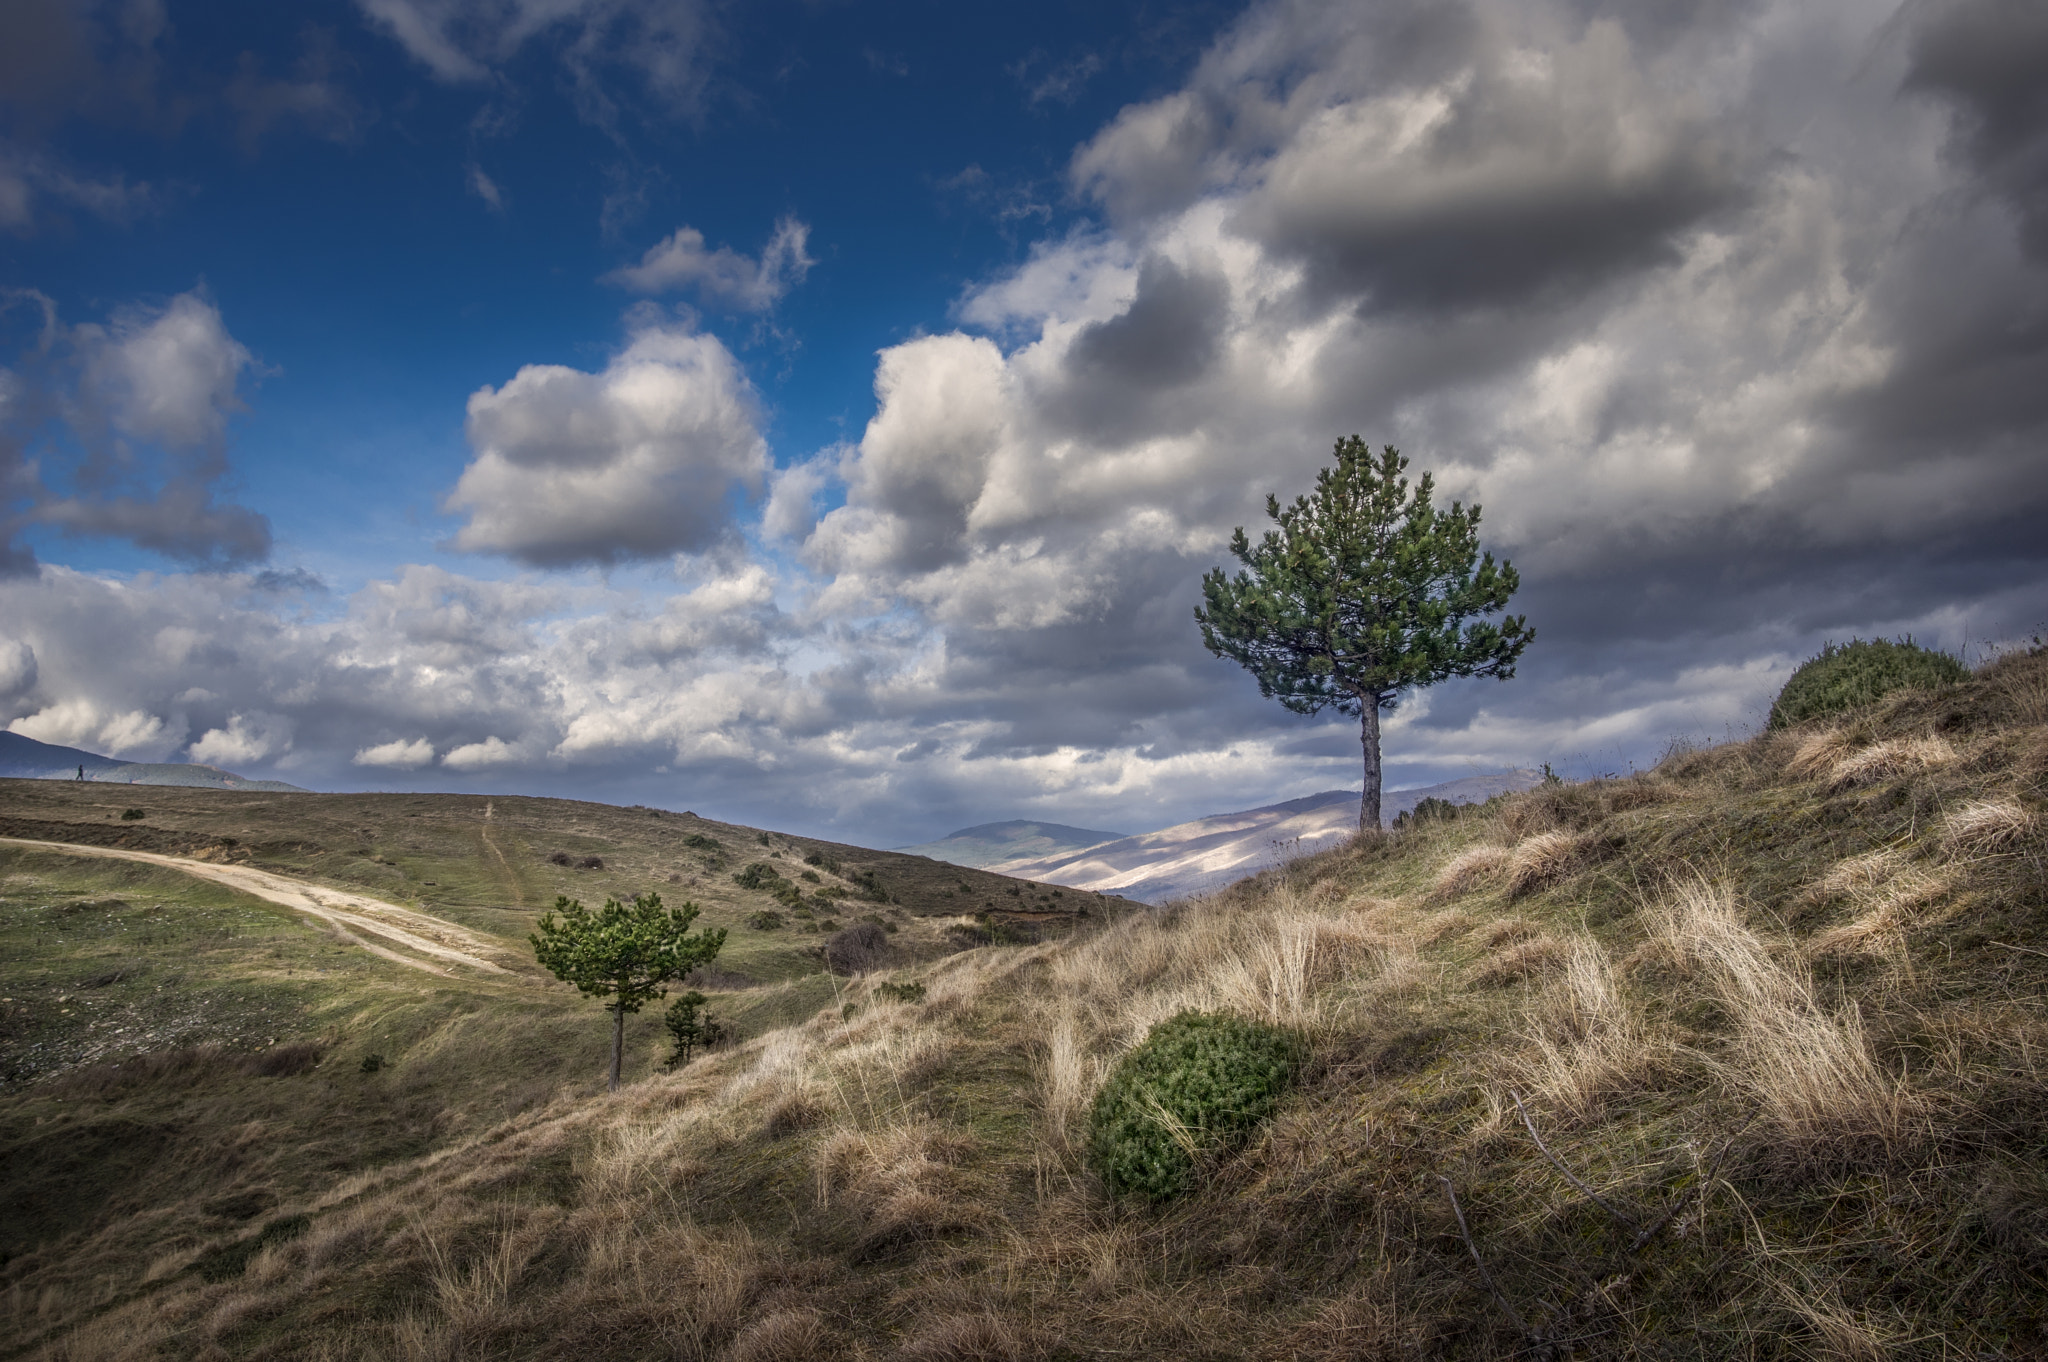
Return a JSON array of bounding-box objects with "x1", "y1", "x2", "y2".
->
[{"x1": 2, "y1": 0, "x2": 2044, "y2": 849}]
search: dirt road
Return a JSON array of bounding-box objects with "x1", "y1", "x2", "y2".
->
[{"x1": 0, "y1": 836, "x2": 516, "y2": 978}]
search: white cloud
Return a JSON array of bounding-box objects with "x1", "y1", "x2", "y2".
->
[
  {"x1": 604, "y1": 217, "x2": 814, "y2": 310},
  {"x1": 18, "y1": 290, "x2": 272, "y2": 566},
  {"x1": 443, "y1": 735, "x2": 520, "y2": 770},
  {"x1": 467, "y1": 163, "x2": 505, "y2": 212},
  {"x1": 10, "y1": 699, "x2": 170, "y2": 760},
  {"x1": 0, "y1": 636, "x2": 35, "y2": 702},
  {"x1": 76, "y1": 291, "x2": 252, "y2": 450},
  {"x1": 188, "y1": 712, "x2": 290, "y2": 767},
  {"x1": 353, "y1": 736, "x2": 436, "y2": 768},
  {"x1": 444, "y1": 321, "x2": 769, "y2": 566}
]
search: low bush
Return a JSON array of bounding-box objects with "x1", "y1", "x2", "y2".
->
[
  {"x1": 682, "y1": 833, "x2": 720, "y2": 851},
  {"x1": 745, "y1": 909, "x2": 785, "y2": 931},
  {"x1": 733, "y1": 862, "x2": 781, "y2": 890},
  {"x1": 825, "y1": 922, "x2": 890, "y2": 975},
  {"x1": 1768, "y1": 637, "x2": 1968, "y2": 729},
  {"x1": 1392, "y1": 795, "x2": 1460, "y2": 830},
  {"x1": 120, "y1": 808, "x2": 146, "y2": 820},
  {"x1": 1086, "y1": 1010, "x2": 1301, "y2": 1201},
  {"x1": 875, "y1": 980, "x2": 926, "y2": 1004},
  {"x1": 548, "y1": 850, "x2": 572, "y2": 866},
  {"x1": 578, "y1": 855, "x2": 604, "y2": 870}
]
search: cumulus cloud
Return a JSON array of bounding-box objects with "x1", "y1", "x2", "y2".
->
[
  {"x1": 444, "y1": 321, "x2": 769, "y2": 567},
  {"x1": 0, "y1": 636, "x2": 35, "y2": 701},
  {"x1": 353, "y1": 736, "x2": 436, "y2": 768},
  {"x1": 442, "y1": 735, "x2": 520, "y2": 769},
  {"x1": 603, "y1": 217, "x2": 814, "y2": 310},
  {"x1": 9, "y1": 698, "x2": 171, "y2": 760},
  {"x1": 3, "y1": 290, "x2": 271, "y2": 568},
  {"x1": 188, "y1": 712, "x2": 291, "y2": 767}
]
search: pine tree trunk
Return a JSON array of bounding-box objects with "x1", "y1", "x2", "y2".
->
[
  {"x1": 1359, "y1": 700, "x2": 1383, "y2": 833},
  {"x1": 609, "y1": 1002, "x2": 624, "y2": 1093}
]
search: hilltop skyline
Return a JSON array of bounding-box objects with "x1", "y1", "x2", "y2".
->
[{"x1": 3, "y1": 0, "x2": 2044, "y2": 847}]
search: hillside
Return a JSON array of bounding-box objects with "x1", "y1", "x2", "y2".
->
[
  {"x1": 0, "y1": 731, "x2": 308, "y2": 794},
  {"x1": 893, "y1": 820, "x2": 1129, "y2": 870},
  {"x1": 4, "y1": 649, "x2": 2046, "y2": 1359},
  {"x1": 997, "y1": 772, "x2": 1544, "y2": 903}
]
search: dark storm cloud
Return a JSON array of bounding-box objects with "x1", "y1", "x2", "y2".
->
[
  {"x1": 1067, "y1": 256, "x2": 1227, "y2": 390},
  {"x1": 1905, "y1": 0, "x2": 2048, "y2": 260}
]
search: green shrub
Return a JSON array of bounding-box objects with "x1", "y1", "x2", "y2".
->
[
  {"x1": 682, "y1": 833, "x2": 719, "y2": 851},
  {"x1": 876, "y1": 980, "x2": 926, "y2": 1004},
  {"x1": 1086, "y1": 1010, "x2": 1301, "y2": 1201},
  {"x1": 732, "y1": 862, "x2": 781, "y2": 890},
  {"x1": 1393, "y1": 796, "x2": 1459, "y2": 830},
  {"x1": 744, "y1": 910, "x2": 784, "y2": 931},
  {"x1": 1768, "y1": 637, "x2": 1969, "y2": 729},
  {"x1": 120, "y1": 808, "x2": 146, "y2": 820}
]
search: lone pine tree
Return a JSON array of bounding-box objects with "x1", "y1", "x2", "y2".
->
[
  {"x1": 1195, "y1": 439, "x2": 1533, "y2": 831},
  {"x1": 531, "y1": 891, "x2": 727, "y2": 1092}
]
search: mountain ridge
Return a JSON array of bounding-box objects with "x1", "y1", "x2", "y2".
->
[
  {"x1": 0, "y1": 731, "x2": 309, "y2": 793},
  {"x1": 988, "y1": 771, "x2": 1545, "y2": 903}
]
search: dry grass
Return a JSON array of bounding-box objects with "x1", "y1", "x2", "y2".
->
[
  {"x1": 724, "y1": 1308, "x2": 843, "y2": 1362},
  {"x1": 1505, "y1": 830, "x2": 1580, "y2": 897},
  {"x1": 1801, "y1": 849, "x2": 1955, "y2": 959},
  {"x1": 1826, "y1": 736, "x2": 1958, "y2": 792},
  {"x1": 1788, "y1": 727, "x2": 1858, "y2": 780},
  {"x1": 1978, "y1": 646, "x2": 2048, "y2": 725},
  {"x1": 1525, "y1": 938, "x2": 1667, "y2": 1119},
  {"x1": 1433, "y1": 844, "x2": 1510, "y2": 898},
  {"x1": 1649, "y1": 877, "x2": 1917, "y2": 1162},
  {"x1": 1472, "y1": 932, "x2": 1566, "y2": 987},
  {"x1": 1941, "y1": 796, "x2": 2038, "y2": 856}
]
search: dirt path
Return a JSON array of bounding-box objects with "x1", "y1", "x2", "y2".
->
[
  {"x1": 478, "y1": 810, "x2": 523, "y2": 908},
  {"x1": 0, "y1": 837, "x2": 516, "y2": 978}
]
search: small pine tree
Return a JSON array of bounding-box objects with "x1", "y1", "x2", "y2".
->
[
  {"x1": 530, "y1": 892, "x2": 726, "y2": 1092},
  {"x1": 1196, "y1": 439, "x2": 1532, "y2": 830},
  {"x1": 663, "y1": 991, "x2": 725, "y2": 1068}
]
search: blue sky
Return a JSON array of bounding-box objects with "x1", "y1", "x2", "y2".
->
[{"x1": 4, "y1": 0, "x2": 2045, "y2": 847}]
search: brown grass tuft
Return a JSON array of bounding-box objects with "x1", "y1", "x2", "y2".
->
[
  {"x1": 763, "y1": 1090, "x2": 830, "y2": 1139},
  {"x1": 1472, "y1": 933, "x2": 1565, "y2": 987},
  {"x1": 724, "y1": 1307, "x2": 844, "y2": 1362},
  {"x1": 1788, "y1": 727, "x2": 1857, "y2": 780},
  {"x1": 1826, "y1": 736, "x2": 1957, "y2": 792},
  {"x1": 1525, "y1": 938, "x2": 1667, "y2": 1119},
  {"x1": 1978, "y1": 646, "x2": 2048, "y2": 725},
  {"x1": 898, "y1": 1311, "x2": 1027, "y2": 1362},
  {"x1": 1505, "y1": 830, "x2": 1581, "y2": 897},
  {"x1": 1941, "y1": 797, "x2": 2038, "y2": 856},
  {"x1": 1432, "y1": 844, "x2": 1510, "y2": 898},
  {"x1": 1650, "y1": 877, "x2": 1918, "y2": 1162}
]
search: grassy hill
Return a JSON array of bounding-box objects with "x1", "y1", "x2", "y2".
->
[{"x1": 4, "y1": 646, "x2": 2046, "y2": 1359}]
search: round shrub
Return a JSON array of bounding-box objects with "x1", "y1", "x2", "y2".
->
[
  {"x1": 1768, "y1": 638, "x2": 1969, "y2": 729},
  {"x1": 1086, "y1": 1010, "x2": 1301, "y2": 1201}
]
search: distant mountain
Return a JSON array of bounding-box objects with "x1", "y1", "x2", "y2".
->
[
  {"x1": 990, "y1": 771, "x2": 1545, "y2": 904},
  {"x1": 894, "y1": 819, "x2": 1129, "y2": 869},
  {"x1": 0, "y1": 731, "x2": 308, "y2": 793}
]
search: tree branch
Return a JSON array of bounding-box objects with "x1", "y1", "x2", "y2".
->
[
  {"x1": 1437, "y1": 1174, "x2": 1532, "y2": 1336},
  {"x1": 1510, "y1": 1089, "x2": 1636, "y2": 1228}
]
